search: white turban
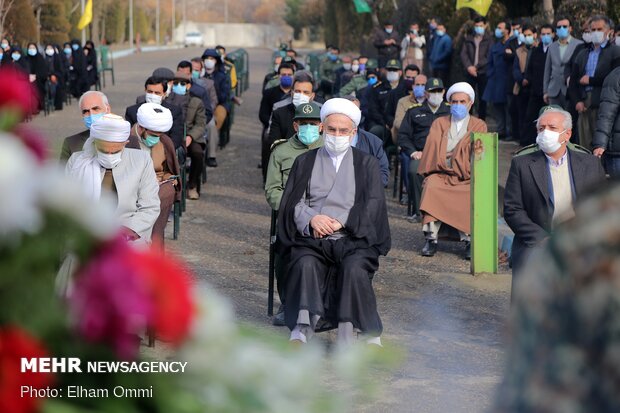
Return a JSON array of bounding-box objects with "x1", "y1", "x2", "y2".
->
[
  {"x1": 90, "y1": 114, "x2": 130, "y2": 142},
  {"x1": 446, "y1": 82, "x2": 475, "y2": 104},
  {"x1": 137, "y1": 103, "x2": 173, "y2": 132},
  {"x1": 320, "y1": 98, "x2": 362, "y2": 127}
]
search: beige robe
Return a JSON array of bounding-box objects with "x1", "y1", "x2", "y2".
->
[{"x1": 417, "y1": 115, "x2": 487, "y2": 234}]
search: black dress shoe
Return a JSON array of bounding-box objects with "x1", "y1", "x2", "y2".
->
[
  {"x1": 272, "y1": 310, "x2": 286, "y2": 326},
  {"x1": 421, "y1": 240, "x2": 437, "y2": 257},
  {"x1": 464, "y1": 241, "x2": 471, "y2": 260},
  {"x1": 207, "y1": 157, "x2": 218, "y2": 167}
]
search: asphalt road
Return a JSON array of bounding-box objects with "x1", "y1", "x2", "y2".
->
[{"x1": 32, "y1": 46, "x2": 512, "y2": 413}]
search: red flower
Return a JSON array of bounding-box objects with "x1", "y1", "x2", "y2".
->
[
  {"x1": 0, "y1": 327, "x2": 53, "y2": 413},
  {"x1": 0, "y1": 67, "x2": 38, "y2": 129},
  {"x1": 128, "y1": 249, "x2": 195, "y2": 346},
  {"x1": 70, "y1": 236, "x2": 194, "y2": 358}
]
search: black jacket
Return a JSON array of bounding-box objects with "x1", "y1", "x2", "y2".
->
[
  {"x1": 259, "y1": 85, "x2": 288, "y2": 127},
  {"x1": 385, "y1": 80, "x2": 408, "y2": 128},
  {"x1": 460, "y1": 33, "x2": 493, "y2": 74},
  {"x1": 366, "y1": 80, "x2": 392, "y2": 128},
  {"x1": 569, "y1": 43, "x2": 620, "y2": 109},
  {"x1": 268, "y1": 102, "x2": 296, "y2": 143},
  {"x1": 398, "y1": 101, "x2": 450, "y2": 156},
  {"x1": 524, "y1": 43, "x2": 548, "y2": 97},
  {"x1": 125, "y1": 100, "x2": 185, "y2": 149},
  {"x1": 503, "y1": 149, "x2": 605, "y2": 274},
  {"x1": 593, "y1": 66, "x2": 620, "y2": 154}
]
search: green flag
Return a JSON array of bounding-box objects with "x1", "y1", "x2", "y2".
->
[{"x1": 353, "y1": 0, "x2": 372, "y2": 13}]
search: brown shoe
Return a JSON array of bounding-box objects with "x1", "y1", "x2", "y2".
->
[{"x1": 188, "y1": 188, "x2": 199, "y2": 200}]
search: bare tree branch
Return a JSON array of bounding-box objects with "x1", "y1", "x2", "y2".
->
[{"x1": 0, "y1": 0, "x2": 16, "y2": 39}]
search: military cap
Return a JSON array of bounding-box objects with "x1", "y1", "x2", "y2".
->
[
  {"x1": 426, "y1": 77, "x2": 444, "y2": 91},
  {"x1": 538, "y1": 104, "x2": 564, "y2": 116},
  {"x1": 294, "y1": 102, "x2": 321, "y2": 120},
  {"x1": 385, "y1": 59, "x2": 401, "y2": 70}
]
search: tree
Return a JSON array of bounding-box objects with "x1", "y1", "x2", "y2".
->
[
  {"x1": 284, "y1": 0, "x2": 303, "y2": 39},
  {"x1": 4, "y1": 0, "x2": 37, "y2": 46},
  {"x1": 40, "y1": 0, "x2": 70, "y2": 45},
  {"x1": 0, "y1": 0, "x2": 16, "y2": 39},
  {"x1": 253, "y1": 0, "x2": 285, "y2": 25},
  {"x1": 134, "y1": 8, "x2": 152, "y2": 42}
]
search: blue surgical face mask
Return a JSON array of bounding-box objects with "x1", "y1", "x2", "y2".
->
[
  {"x1": 385, "y1": 28, "x2": 393, "y2": 34},
  {"x1": 358, "y1": 63, "x2": 366, "y2": 72},
  {"x1": 72, "y1": 44, "x2": 79, "y2": 51},
  {"x1": 413, "y1": 85, "x2": 426, "y2": 99},
  {"x1": 541, "y1": 34, "x2": 553, "y2": 45},
  {"x1": 64, "y1": 47, "x2": 72, "y2": 55},
  {"x1": 435, "y1": 30, "x2": 445, "y2": 37},
  {"x1": 297, "y1": 124, "x2": 320, "y2": 145},
  {"x1": 329, "y1": 53, "x2": 338, "y2": 61},
  {"x1": 474, "y1": 26, "x2": 485, "y2": 36},
  {"x1": 144, "y1": 135, "x2": 160, "y2": 147},
  {"x1": 518, "y1": 33, "x2": 525, "y2": 44},
  {"x1": 556, "y1": 27, "x2": 569, "y2": 39},
  {"x1": 524, "y1": 35, "x2": 535, "y2": 46},
  {"x1": 367, "y1": 77, "x2": 378, "y2": 86},
  {"x1": 512, "y1": 29, "x2": 520, "y2": 38},
  {"x1": 280, "y1": 75, "x2": 293, "y2": 88},
  {"x1": 172, "y1": 84, "x2": 187, "y2": 95},
  {"x1": 191, "y1": 70, "x2": 200, "y2": 79},
  {"x1": 495, "y1": 28, "x2": 504, "y2": 39},
  {"x1": 27, "y1": 48, "x2": 37, "y2": 56},
  {"x1": 83, "y1": 112, "x2": 105, "y2": 129},
  {"x1": 450, "y1": 104, "x2": 469, "y2": 121},
  {"x1": 11, "y1": 53, "x2": 20, "y2": 61}
]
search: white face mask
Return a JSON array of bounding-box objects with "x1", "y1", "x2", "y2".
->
[
  {"x1": 582, "y1": 32, "x2": 592, "y2": 44},
  {"x1": 351, "y1": 64, "x2": 360, "y2": 73},
  {"x1": 343, "y1": 63, "x2": 352, "y2": 71},
  {"x1": 145, "y1": 93, "x2": 163, "y2": 104},
  {"x1": 324, "y1": 133, "x2": 351, "y2": 155},
  {"x1": 427, "y1": 92, "x2": 443, "y2": 107},
  {"x1": 97, "y1": 151, "x2": 123, "y2": 169},
  {"x1": 536, "y1": 129, "x2": 566, "y2": 154},
  {"x1": 292, "y1": 92, "x2": 311, "y2": 107},
  {"x1": 590, "y1": 31, "x2": 606, "y2": 45},
  {"x1": 204, "y1": 59, "x2": 216, "y2": 70},
  {"x1": 386, "y1": 71, "x2": 400, "y2": 82},
  {"x1": 45, "y1": 48, "x2": 55, "y2": 56}
]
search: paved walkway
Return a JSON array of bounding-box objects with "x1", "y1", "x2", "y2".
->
[{"x1": 33, "y1": 47, "x2": 512, "y2": 413}]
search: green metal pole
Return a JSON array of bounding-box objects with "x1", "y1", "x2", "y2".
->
[{"x1": 471, "y1": 132, "x2": 498, "y2": 275}]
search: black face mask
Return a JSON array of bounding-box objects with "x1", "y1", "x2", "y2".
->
[{"x1": 404, "y1": 78, "x2": 415, "y2": 91}]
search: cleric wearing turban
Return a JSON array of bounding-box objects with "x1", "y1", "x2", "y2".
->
[
  {"x1": 66, "y1": 114, "x2": 160, "y2": 245},
  {"x1": 134, "y1": 102, "x2": 181, "y2": 246},
  {"x1": 416, "y1": 82, "x2": 488, "y2": 259},
  {"x1": 277, "y1": 98, "x2": 391, "y2": 346}
]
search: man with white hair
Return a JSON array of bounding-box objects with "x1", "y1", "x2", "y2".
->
[
  {"x1": 61, "y1": 91, "x2": 140, "y2": 161},
  {"x1": 277, "y1": 98, "x2": 391, "y2": 346},
  {"x1": 134, "y1": 103, "x2": 181, "y2": 246},
  {"x1": 417, "y1": 82, "x2": 487, "y2": 259},
  {"x1": 66, "y1": 114, "x2": 160, "y2": 245},
  {"x1": 504, "y1": 106, "x2": 605, "y2": 277}
]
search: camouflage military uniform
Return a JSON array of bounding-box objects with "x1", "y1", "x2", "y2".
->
[
  {"x1": 338, "y1": 74, "x2": 369, "y2": 97},
  {"x1": 493, "y1": 182, "x2": 620, "y2": 412}
]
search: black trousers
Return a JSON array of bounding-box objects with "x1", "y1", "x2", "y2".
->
[
  {"x1": 514, "y1": 88, "x2": 530, "y2": 145},
  {"x1": 523, "y1": 93, "x2": 545, "y2": 147},
  {"x1": 284, "y1": 241, "x2": 382, "y2": 335},
  {"x1": 466, "y1": 73, "x2": 487, "y2": 120},
  {"x1": 187, "y1": 140, "x2": 205, "y2": 190}
]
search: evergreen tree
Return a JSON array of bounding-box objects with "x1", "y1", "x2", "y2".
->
[{"x1": 40, "y1": 0, "x2": 71, "y2": 45}]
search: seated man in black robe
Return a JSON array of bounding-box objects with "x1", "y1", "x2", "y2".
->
[{"x1": 277, "y1": 98, "x2": 391, "y2": 346}]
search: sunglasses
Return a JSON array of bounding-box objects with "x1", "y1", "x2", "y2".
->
[
  {"x1": 173, "y1": 81, "x2": 188, "y2": 86},
  {"x1": 556, "y1": 25, "x2": 568, "y2": 29}
]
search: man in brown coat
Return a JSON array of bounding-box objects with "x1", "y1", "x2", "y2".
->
[{"x1": 417, "y1": 82, "x2": 487, "y2": 259}]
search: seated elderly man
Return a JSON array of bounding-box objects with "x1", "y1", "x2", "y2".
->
[
  {"x1": 417, "y1": 82, "x2": 487, "y2": 259},
  {"x1": 66, "y1": 114, "x2": 160, "y2": 246},
  {"x1": 504, "y1": 106, "x2": 605, "y2": 278},
  {"x1": 133, "y1": 103, "x2": 181, "y2": 247},
  {"x1": 61, "y1": 91, "x2": 140, "y2": 161},
  {"x1": 278, "y1": 98, "x2": 391, "y2": 346}
]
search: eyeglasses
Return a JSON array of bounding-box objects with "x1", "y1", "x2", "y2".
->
[
  {"x1": 173, "y1": 81, "x2": 188, "y2": 86},
  {"x1": 556, "y1": 25, "x2": 568, "y2": 29}
]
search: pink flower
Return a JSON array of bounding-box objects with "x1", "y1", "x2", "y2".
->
[
  {"x1": 69, "y1": 237, "x2": 153, "y2": 359},
  {"x1": 0, "y1": 67, "x2": 38, "y2": 129}
]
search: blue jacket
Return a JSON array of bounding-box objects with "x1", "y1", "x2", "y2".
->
[
  {"x1": 483, "y1": 40, "x2": 510, "y2": 103},
  {"x1": 429, "y1": 34, "x2": 452, "y2": 70},
  {"x1": 205, "y1": 68, "x2": 231, "y2": 112},
  {"x1": 355, "y1": 129, "x2": 390, "y2": 187}
]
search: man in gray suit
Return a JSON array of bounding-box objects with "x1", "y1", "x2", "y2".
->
[
  {"x1": 543, "y1": 17, "x2": 583, "y2": 109},
  {"x1": 66, "y1": 114, "x2": 160, "y2": 246}
]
